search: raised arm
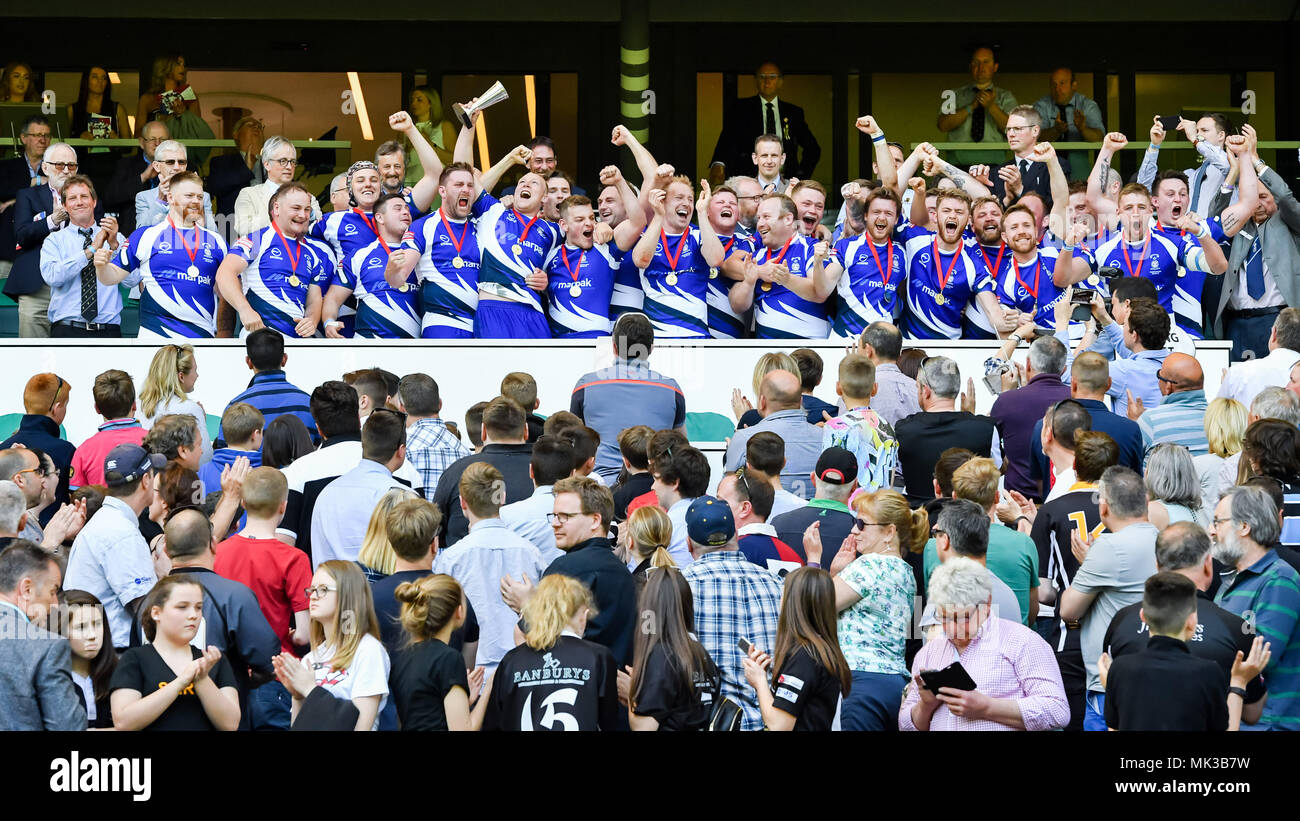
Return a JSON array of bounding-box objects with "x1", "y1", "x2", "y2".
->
[
  {"x1": 611, "y1": 125, "x2": 659, "y2": 189},
  {"x1": 857, "y1": 116, "x2": 897, "y2": 192},
  {"x1": 895, "y1": 143, "x2": 935, "y2": 198},
  {"x1": 906, "y1": 176, "x2": 929, "y2": 228},
  {"x1": 631, "y1": 188, "x2": 666, "y2": 269},
  {"x1": 1033, "y1": 142, "x2": 1070, "y2": 238},
  {"x1": 1087, "y1": 132, "x2": 1126, "y2": 220},
  {"x1": 478, "y1": 145, "x2": 531, "y2": 196},
  {"x1": 453, "y1": 107, "x2": 478, "y2": 166},
  {"x1": 1136, "y1": 117, "x2": 1163, "y2": 191},
  {"x1": 925, "y1": 153, "x2": 992, "y2": 199},
  {"x1": 602, "y1": 165, "x2": 646, "y2": 252},
  {"x1": 390, "y1": 110, "x2": 444, "y2": 213},
  {"x1": 695, "y1": 181, "x2": 725, "y2": 267},
  {"x1": 1219, "y1": 134, "x2": 1258, "y2": 238}
]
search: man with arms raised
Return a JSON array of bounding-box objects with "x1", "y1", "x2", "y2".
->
[{"x1": 216, "y1": 182, "x2": 333, "y2": 338}]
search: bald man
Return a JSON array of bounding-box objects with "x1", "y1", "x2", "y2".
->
[
  {"x1": 724, "y1": 369, "x2": 825, "y2": 499},
  {"x1": 1129, "y1": 352, "x2": 1210, "y2": 457}
]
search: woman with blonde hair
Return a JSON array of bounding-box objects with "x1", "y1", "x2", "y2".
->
[
  {"x1": 356, "y1": 487, "x2": 418, "y2": 582},
  {"x1": 389, "y1": 574, "x2": 488, "y2": 731},
  {"x1": 731, "y1": 351, "x2": 801, "y2": 428},
  {"x1": 1195, "y1": 397, "x2": 1247, "y2": 513},
  {"x1": 140, "y1": 344, "x2": 212, "y2": 465},
  {"x1": 624, "y1": 504, "x2": 675, "y2": 588},
  {"x1": 803, "y1": 487, "x2": 924, "y2": 731},
  {"x1": 273, "y1": 560, "x2": 390, "y2": 731},
  {"x1": 405, "y1": 86, "x2": 455, "y2": 182},
  {"x1": 483, "y1": 574, "x2": 619, "y2": 731}
]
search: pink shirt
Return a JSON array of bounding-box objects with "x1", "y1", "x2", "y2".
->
[
  {"x1": 70, "y1": 419, "x2": 146, "y2": 489},
  {"x1": 899, "y1": 617, "x2": 1069, "y2": 732}
]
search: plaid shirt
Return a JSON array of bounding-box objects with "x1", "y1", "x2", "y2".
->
[
  {"x1": 900, "y1": 616, "x2": 1069, "y2": 731},
  {"x1": 682, "y1": 549, "x2": 783, "y2": 730},
  {"x1": 405, "y1": 417, "x2": 470, "y2": 502}
]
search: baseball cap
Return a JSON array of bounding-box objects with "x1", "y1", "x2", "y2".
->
[
  {"x1": 104, "y1": 444, "x2": 166, "y2": 487},
  {"x1": 815, "y1": 447, "x2": 858, "y2": 485},
  {"x1": 685, "y1": 496, "x2": 735, "y2": 547}
]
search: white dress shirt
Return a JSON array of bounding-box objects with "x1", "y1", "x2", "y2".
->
[
  {"x1": 1217, "y1": 346, "x2": 1300, "y2": 407},
  {"x1": 500, "y1": 485, "x2": 562, "y2": 565}
]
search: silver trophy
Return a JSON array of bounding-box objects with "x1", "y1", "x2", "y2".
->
[{"x1": 452, "y1": 81, "x2": 509, "y2": 128}]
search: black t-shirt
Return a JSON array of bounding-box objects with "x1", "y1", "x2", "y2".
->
[
  {"x1": 109, "y1": 643, "x2": 237, "y2": 731},
  {"x1": 1103, "y1": 592, "x2": 1266, "y2": 704},
  {"x1": 370, "y1": 570, "x2": 480, "y2": 657},
  {"x1": 894, "y1": 411, "x2": 995, "y2": 504},
  {"x1": 613, "y1": 472, "x2": 654, "y2": 522},
  {"x1": 769, "y1": 646, "x2": 841, "y2": 731},
  {"x1": 389, "y1": 638, "x2": 469, "y2": 731},
  {"x1": 632, "y1": 642, "x2": 719, "y2": 731},
  {"x1": 1104, "y1": 635, "x2": 1229, "y2": 731},
  {"x1": 483, "y1": 635, "x2": 619, "y2": 731},
  {"x1": 543, "y1": 538, "x2": 637, "y2": 667},
  {"x1": 1029, "y1": 487, "x2": 1103, "y2": 643}
]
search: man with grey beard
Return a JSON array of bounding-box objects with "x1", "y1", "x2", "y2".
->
[{"x1": 1210, "y1": 484, "x2": 1300, "y2": 730}]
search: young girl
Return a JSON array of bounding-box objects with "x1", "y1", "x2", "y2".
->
[
  {"x1": 483, "y1": 575, "x2": 619, "y2": 731},
  {"x1": 109, "y1": 576, "x2": 240, "y2": 731},
  {"x1": 61, "y1": 590, "x2": 118, "y2": 729},
  {"x1": 277, "y1": 561, "x2": 389, "y2": 731},
  {"x1": 624, "y1": 504, "x2": 675, "y2": 589},
  {"x1": 140, "y1": 344, "x2": 213, "y2": 465},
  {"x1": 627, "y1": 567, "x2": 719, "y2": 731},
  {"x1": 389, "y1": 574, "x2": 488, "y2": 731},
  {"x1": 743, "y1": 567, "x2": 852, "y2": 731}
]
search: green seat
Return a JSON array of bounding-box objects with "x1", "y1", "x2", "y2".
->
[
  {"x1": 0, "y1": 286, "x2": 18, "y2": 338},
  {"x1": 0, "y1": 412, "x2": 68, "y2": 440},
  {"x1": 685, "y1": 411, "x2": 735, "y2": 443},
  {"x1": 206, "y1": 413, "x2": 221, "y2": 443}
]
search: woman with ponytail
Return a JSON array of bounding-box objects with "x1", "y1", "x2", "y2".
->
[
  {"x1": 139, "y1": 344, "x2": 212, "y2": 466},
  {"x1": 627, "y1": 566, "x2": 719, "y2": 731},
  {"x1": 802, "y1": 488, "x2": 924, "y2": 731},
  {"x1": 483, "y1": 575, "x2": 619, "y2": 731},
  {"x1": 389, "y1": 574, "x2": 488, "y2": 730},
  {"x1": 625, "y1": 504, "x2": 676, "y2": 590}
]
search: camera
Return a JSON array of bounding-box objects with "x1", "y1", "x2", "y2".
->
[
  {"x1": 982, "y1": 356, "x2": 1016, "y2": 396},
  {"x1": 1096, "y1": 265, "x2": 1123, "y2": 282},
  {"x1": 1071, "y1": 288, "x2": 1095, "y2": 322}
]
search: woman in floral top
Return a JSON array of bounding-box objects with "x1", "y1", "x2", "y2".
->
[{"x1": 805, "y1": 488, "x2": 926, "y2": 730}]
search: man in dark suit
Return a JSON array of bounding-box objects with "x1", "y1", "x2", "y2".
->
[
  {"x1": 0, "y1": 540, "x2": 87, "y2": 731},
  {"x1": 0, "y1": 114, "x2": 51, "y2": 274},
  {"x1": 7, "y1": 142, "x2": 100, "y2": 338},
  {"x1": 984, "y1": 105, "x2": 1054, "y2": 211},
  {"x1": 208, "y1": 115, "x2": 266, "y2": 219},
  {"x1": 103, "y1": 120, "x2": 169, "y2": 239},
  {"x1": 709, "y1": 62, "x2": 820, "y2": 186}
]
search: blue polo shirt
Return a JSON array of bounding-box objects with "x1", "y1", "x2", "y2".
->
[
  {"x1": 1215, "y1": 549, "x2": 1300, "y2": 730},
  {"x1": 220, "y1": 370, "x2": 319, "y2": 444}
]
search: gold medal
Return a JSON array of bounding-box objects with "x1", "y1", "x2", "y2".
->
[
  {"x1": 398, "y1": 283, "x2": 410, "y2": 292},
  {"x1": 761, "y1": 282, "x2": 772, "y2": 292},
  {"x1": 665, "y1": 273, "x2": 678, "y2": 286},
  {"x1": 187, "y1": 265, "x2": 199, "y2": 276},
  {"x1": 1087, "y1": 274, "x2": 1100, "y2": 286},
  {"x1": 512, "y1": 243, "x2": 523, "y2": 255},
  {"x1": 452, "y1": 256, "x2": 464, "y2": 269},
  {"x1": 569, "y1": 284, "x2": 582, "y2": 298},
  {"x1": 289, "y1": 275, "x2": 301, "y2": 288},
  {"x1": 1176, "y1": 268, "x2": 1186, "y2": 278},
  {"x1": 709, "y1": 267, "x2": 719, "y2": 279},
  {"x1": 934, "y1": 293, "x2": 945, "y2": 305}
]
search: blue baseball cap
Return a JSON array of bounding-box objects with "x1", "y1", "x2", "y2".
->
[
  {"x1": 685, "y1": 496, "x2": 735, "y2": 547},
  {"x1": 104, "y1": 444, "x2": 166, "y2": 487}
]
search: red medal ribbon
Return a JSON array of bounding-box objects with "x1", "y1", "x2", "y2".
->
[
  {"x1": 1014, "y1": 255, "x2": 1043, "y2": 303},
  {"x1": 978, "y1": 242, "x2": 1007, "y2": 279},
  {"x1": 931, "y1": 238, "x2": 961, "y2": 293},
  {"x1": 168, "y1": 217, "x2": 198, "y2": 267},
  {"x1": 867, "y1": 239, "x2": 895, "y2": 288},
  {"x1": 353, "y1": 208, "x2": 389, "y2": 253},
  {"x1": 660, "y1": 229, "x2": 690, "y2": 271},
  {"x1": 1120, "y1": 232, "x2": 1151, "y2": 278},
  {"x1": 513, "y1": 208, "x2": 541, "y2": 248},
  {"x1": 271, "y1": 222, "x2": 302, "y2": 274},
  {"x1": 440, "y1": 208, "x2": 469, "y2": 257},
  {"x1": 560, "y1": 246, "x2": 585, "y2": 282}
]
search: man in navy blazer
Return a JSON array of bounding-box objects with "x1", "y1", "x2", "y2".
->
[
  {"x1": 985, "y1": 105, "x2": 1055, "y2": 210},
  {"x1": 0, "y1": 540, "x2": 87, "y2": 731},
  {"x1": 710, "y1": 62, "x2": 821, "y2": 184},
  {"x1": 6, "y1": 143, "x2": 100, "y2": 338},
  {"x1": 0, "y1": 115, "x2": 51, "y2": 274}
]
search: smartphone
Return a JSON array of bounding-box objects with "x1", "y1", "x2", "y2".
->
[
  {"x1": 1157, "y1": 115, "x2": 1182, "y2": 133},
  {"x1": 1070, "y1": 289, "x2": 1094, "y2": 306},
  {"x1": 737, "y1": 637, "x2": 752, "y2": 655}
]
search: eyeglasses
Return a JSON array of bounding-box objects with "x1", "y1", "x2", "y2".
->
[
  {"x1": 304, "y1": 585, "x2": 337, "y2": 599},
  {"x1": 930, "y1": 527, "x2": 948, "y2": 539},
  {"x1": 1005, "y1": 125, "x2": 1036, "y2": 135},
  {"x1": 1155, "y1": 371, "x2": 1183, "y2": 387},
  {"x1": 44, "y1": 161, "x2": 78, "y2": 172},
  {"x1": 48, "y1": 376, "x2": 64, "y2": 413},
  {"x1": 13, "y1": 466, "x2": 40, "y2": 480},
  {"x1": 270, "y1": 157, "x2": 299, "y2": 168},
  {"x1": 23, "y1": 131, "x2": 51, "y2": 140},
  {"x1": 158, "y1": 158, "x2": 187, "y2": 167},
  {"x1": 1211, "y1": 517, "x2": 1233, "y2": 527},
  {"x1": 547, "y1": 511, "x2": 587, "y2": 525},
  {"x1": 734, "y1": 467, "x2": 754, "y2": 500},
  {"x1": 737, "y1": 194, "x2": 763, "y2": 202}
]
